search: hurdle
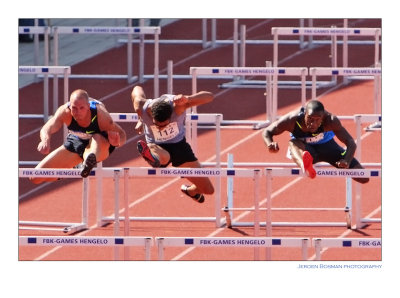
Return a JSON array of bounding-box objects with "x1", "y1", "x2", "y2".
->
[
  {"x1": 262, "y1": 168, "x2": 381, "y2": 234},
  {"x1": 272, "y1": 27, "x2": 381, "y2": 68},
  {"x1": 155, "y1": 237, "x2": 310, "y2": 261},
  {"x1": 18, "y1": 66, "x2": 71, "y2": 121},
  {"x1": 18, "y1": 168, "x2": 93, "y2": 233},
  {"x1": 189, "y1": 66, "x2": 307, "y2": 135},
  {"x1": 18, "y1": 25, "x2": 51, "y2": 72},
  {"x1": 222, "y1": 167, "x2": 380, "y2": 231},
  {"x1": 312, "y1": 238, "x2": 381, "y2": 261},
  {"x1": 19, "y1": 236, "x2": 153, "y2": 260},
  {"x1": 98, "y1": 167, "x2": 261, "y2": 229},
  {"x1": 310, "y1": 67, "x2": 382, "y2": 115}
]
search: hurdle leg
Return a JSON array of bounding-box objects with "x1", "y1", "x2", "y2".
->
[
  {"x1": 96, "y1": 162, "x2": 104, "y2": 227},
  {"x1": 157, "y1": 238, "x2": 165, "y2": 260},
  {"x1": 301, "y1": 239, "x2": 309, "y2": 261},
  {"x1": 124, "y1": 168, "x2": 130, "y2": 260},
  {"x1": 265, "y1": 169, "x2": 273, "y2": 260},
  {"x1": 253, "y1": 169, "x2": 261, "y2": 260},
  {"x1": 355, "y1": 182, "x2": 363, "y2": 229},
  {"x1": 82, "y1": 178, "x2": 89, "y2": 229},
  {"x1": 144, "y1": 238, "x2": 152, "y2": 261},
  {"x1": 345, "y1": 177, "x2": 352, "y2": 229},
  {"x1": 314, "y1": 239, "x2": 322, "y2": 261},
  {"x1": 226, "y1": 153, "x2": 234, "y2": 225},
  {"x1": 113, "y1": 170, "x2": 121, "y2": 260},
  {"x1": 215, "y1": 114, "x2": 222, "y2": 227}
]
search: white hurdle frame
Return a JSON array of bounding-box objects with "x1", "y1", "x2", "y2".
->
[
  {"x1": 189, "y1": 66, "x2": 307, "y2": 150},
  {"x1": 272, "y1": 27, "x2": 381, "y2": 67},
  {"x1": 18, "y1": 25, "x2": 51, "y2": 72},
  {"x1": 99, "y1": 167, "x2": 261, "y2": 229},
  {"x1": 52, "y1": 26, "x2": 161, "y2": 97},
  {"x1": 18, "y1": 66, "x2": 71, "y2": 122},
  {"x1": 156, "y1": 237, "x2": 310, "y2": 261},
  {"x1": 312, "y1": 238, "x2": 381, "y2": 261},
  {"x1": 263, "y1": 168, "x2": 381, "y2": 234},
  {"x1": 18, "y1": 168, "x2": 92, "y2": 233},
  {"x1": 19, "y1": 236, "x2": 153, "y2": 261},
  {"x1": 310, "y1": 67, "x2": 382, "y2": 115}
]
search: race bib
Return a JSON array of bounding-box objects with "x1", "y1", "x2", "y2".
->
[
  {"x1": 151, "y1": 122, "x2": 179, "y2": 142},
  {"x1": 305, "y1": 133, "x2": 324, "y2": 144}
]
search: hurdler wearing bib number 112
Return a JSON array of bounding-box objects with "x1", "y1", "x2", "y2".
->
[{"x1": 131, "y1": 86, "x2": 215, "y2": 203}]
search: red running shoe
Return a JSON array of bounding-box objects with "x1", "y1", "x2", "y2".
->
[
  {"x1": 137, "y1": 140, "x2": 160, "y2": 167},
  {"x1": 302, "y1": 151, "x2": 316, "y2": 179}
]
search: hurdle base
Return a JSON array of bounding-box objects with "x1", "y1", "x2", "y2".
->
[
  {"x1": 102, "y1": 216, "x2": 219, "y2": 223},
  {"x1": 19, "y1": 221, "x2": 88, "y2": 234},
  {"x1": 218, "y1": 80, "x2": 335, "y2": 90},
  {"x1": 365, "y1": 122, "x2": 381, "y2": 131},
  {"x1": 230, "y1": 221, "x2": 348, "y2": 227}
]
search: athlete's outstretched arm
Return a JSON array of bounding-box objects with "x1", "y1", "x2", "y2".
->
[
  {"x1": 37, "y1": 104, "x2": 69, "y2": 154},
  {"x1": 262, "y1": 112, "x2": 296, "y2": 152},
  {"x1": 173, "y1": 91, "x2": 214, "y2": 115},
  {"x1": 131, "y1": 86, "x2": 147, "y2": 134}
]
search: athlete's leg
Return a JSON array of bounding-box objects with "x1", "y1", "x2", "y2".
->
[
  {"x1": 348, "y1": 159, "x2": 370, "y2": 184},
  {"x1": 316, "y1": 140, "x2": 369, "y2": 184},
  {"x1": 137, "y1": 140, "x2": 171, "y2": 167},
  {"x1": 31, "y1": 145, "x2": 82, "y2": 184},
  {"x1": 177, "y1": 160, "x2": 214, "y2": 195},
  {"x1": 289, "y1": 139, "x2": 316, "y2": 178},
  {"x1": 83, "y1": 133, "x2": 110, "y2": 162}
]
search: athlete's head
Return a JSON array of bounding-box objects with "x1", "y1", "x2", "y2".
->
[
  {"x1": 151, "y1": 96, "x2": 173, "y2": 128},
  {"x1": 69, "y1": 89, "x2": 90, "y2": 121},
  {"x1": 304, "y1": 100, "x2": 325, "y2": 132}
]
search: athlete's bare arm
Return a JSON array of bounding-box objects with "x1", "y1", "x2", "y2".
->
[
  {"x1": 37, "y1": 104, "x2": 70, "y2": 154},
  {"x1": 262, "y1": 111, "x2": 297, "y2": 152}
]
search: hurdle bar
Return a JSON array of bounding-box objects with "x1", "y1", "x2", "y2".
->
[
  {"x1": 190, "y1": 66, "x2": 307, "y2": 124},
  {"x1": 98, "y1": 167, "x2": 261, "y2": 229},
  {"x1": 156, "y1": 237, "x2": 310, "y2": 261},
  {"x1": 18, "y1": 25, "x2": 51, "y2": 76},
  {"x1": 98, "y1": 113, "x2": 227, "y2": 228},
  {"x1": 262, "y1": 168, "x2": 381, "y2": 233},
  {"x1": 52, "y1": 26, "x2": 161, "y2": 97},
  {"x1": 312, "y1": 238, "x2": 381, "y2": 261},
  {"x1": 272, "y1": 27, "x2": 381, "y2": 67},
  {"x1": 310, "y1": 67, "x2": 382, "y2": 114},
  {"x1": 19, "y1": 236, "x2": 153, "y2": 260},
  {"x1": 18, "y1": 66, "x2": 71, "y2": 122},
  {"x1": 225, "y1": 167, "x2": 380, "y2": 229},
  {"x1": 18, "y1": 168, "x2": 94, "y2": 233}
]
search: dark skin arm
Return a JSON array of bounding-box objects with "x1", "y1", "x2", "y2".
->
[
  {"x1": 323, "y1": 114, "x2": 357, "y2": 168},
  {"x1": 262, "y1": 111, "x2": 297, "y2": 152}
]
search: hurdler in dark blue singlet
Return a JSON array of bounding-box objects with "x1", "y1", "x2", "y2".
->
[
  {"x1": 64, "y1": 100, "x2": 115, "y2": 158},
  {"x1": 290, "y1": 107, "x2": 335, "y2": 145},
  {"x1": 289, "y1": 107, "x2": 357, "y2": 167}
]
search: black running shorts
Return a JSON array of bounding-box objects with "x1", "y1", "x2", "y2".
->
[
  {"x1": 64, "y1": 133, "x2": 115, "y2": 158},
  {"x1": 158, "y1": 137, "x2": 197, "y2": 167},
  {"x1": 305, "y1": 139, "x2": 359, "y2": 168}
]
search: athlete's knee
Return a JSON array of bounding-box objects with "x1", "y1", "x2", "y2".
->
[
  {"x1": 289, "y1": 139, "x2": 305, "y2": 148},
  {"x1": 353, "y1": 177, "x2": 369, "y2": 184},
  {"x1": 202, "y1": 181, "x2": 214, "y2": 195}
]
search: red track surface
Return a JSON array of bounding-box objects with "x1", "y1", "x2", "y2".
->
[{"x1": 19, "y1": 19, "x2": 381, "y2": 262}]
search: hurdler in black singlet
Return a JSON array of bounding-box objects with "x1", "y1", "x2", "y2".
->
[
  {"x1": 290, "y1": 107, "x2": 335, "y2": 144},
  {"x1": 64, "y1": 100, "x2": 115, "y2": 157}
]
